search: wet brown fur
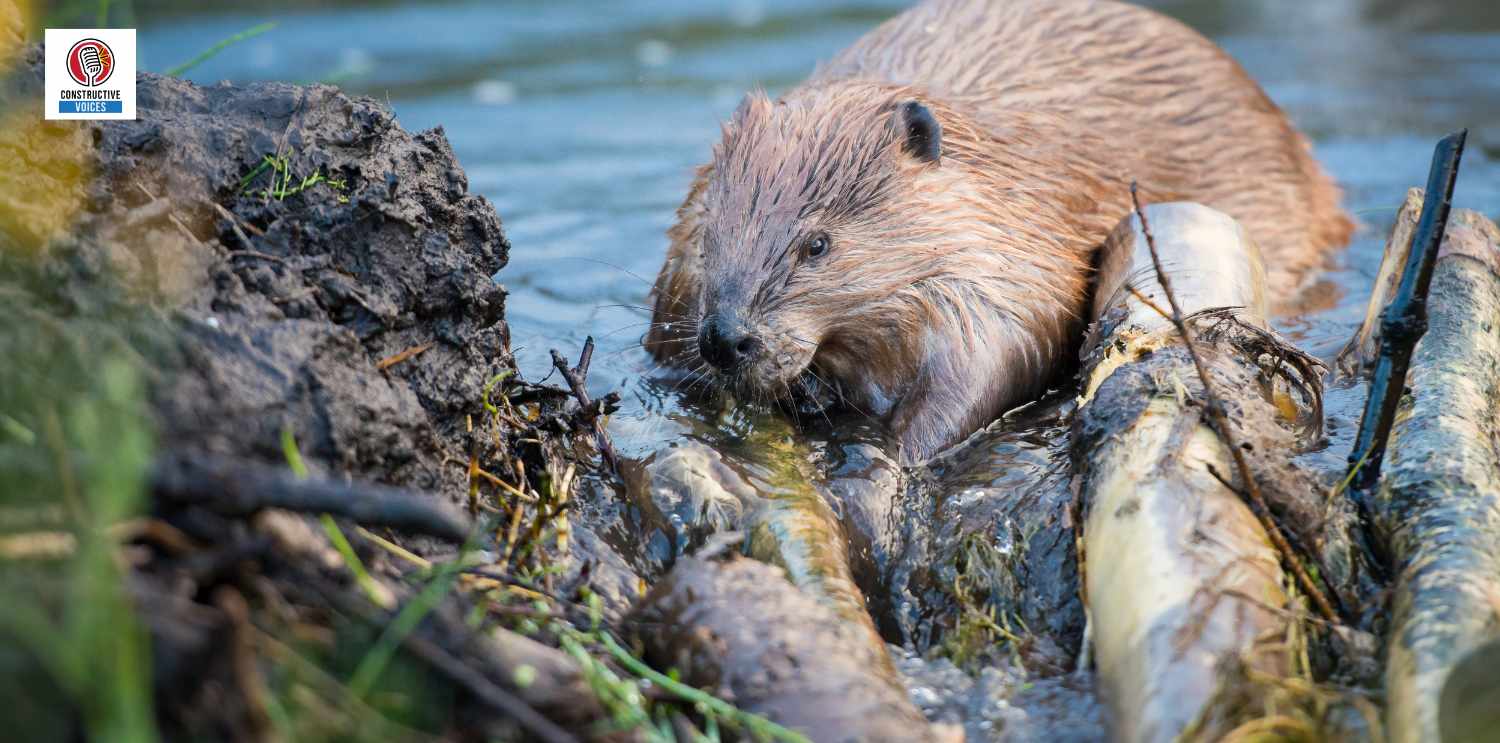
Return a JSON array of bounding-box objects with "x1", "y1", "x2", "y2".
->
[{"x1": 646, "y1": 0, "x2": 1352, "y2": 464}]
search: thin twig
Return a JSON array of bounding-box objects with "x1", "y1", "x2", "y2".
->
[
  {"x1": 355, "y1": 526, "x2": 430, "y2": 569},
  {"x1": 376, "y1": 342, "x2": 434, "y2": 371},
  {"x1": 463, "y1": 463, "x2": 537, "y2": 503},
  {"x1": 211, "y1": 201, "x2": 265, "y2": 237},
  {"x1": 1130, "y1": 184, "x2": 1338, "y2": 624},
  {"x1": 216, "y1": 587, "x2": 272, "y2": 738},
  {"x1": 228, "y1": 250, "x2": 286, "y2": 265},
  {"x1": 549, "y1": 337, "x2": 620, "y2": 474},
  {"x1": 212, "y1": 202, "x2": 274, "y2": 262}
]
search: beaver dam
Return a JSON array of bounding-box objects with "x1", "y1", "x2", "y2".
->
[{"x1": 4, "y1": 2, "x2": 1500, "y2": 742}]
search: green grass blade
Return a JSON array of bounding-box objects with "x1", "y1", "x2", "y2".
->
[
  {"x1": 347, "y1": 567, "x2": 459, "y2": 699},
  {"x1": 237, "y1": 157, "x2": 274, "y2": 193},
  {"x1": 282, "y1": 427, "x2": 387, "y2": 607},
  {"x1": 64, "y1": 361, "x2": 159, "y2": 743},
  {"x1": 164, "y1": 22, "x2": 277, "y2": 78},
  {"x1": 482, "y1": 370, "x2": 514, "y2": 414},
  {"x1": 279, "y1": 424, "x2": 309, "y2": 478},
  {"x1": 595, "y1": 632, "x2": 811, "y2": 743},
  {"x1": 320, "y1": 514, "x2": 389, "y2": 608}
]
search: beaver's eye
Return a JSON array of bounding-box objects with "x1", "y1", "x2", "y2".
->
[{"x1": 803, "y1": 234, "x2": 830, "y2": 260}]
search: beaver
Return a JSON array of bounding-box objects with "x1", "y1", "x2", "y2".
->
[{"x1": 645, "y1": 0, "x2": 1352, "y2": 464}]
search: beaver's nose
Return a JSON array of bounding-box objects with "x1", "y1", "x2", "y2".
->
[{"x1": 698, "y1": 315, "x2": 762, "y2": 371}]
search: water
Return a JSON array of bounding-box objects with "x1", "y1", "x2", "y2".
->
[{"x1": 131, "y1": 0, "x2": 1500, "y2": 735}]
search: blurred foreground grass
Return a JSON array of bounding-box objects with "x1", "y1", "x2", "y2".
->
[
  {"x1": 0, "y1": 8, "x2": 159, "y2": 734},
  {"x1": 0, "y1": 292, "x2": 159, "y2": 741}
]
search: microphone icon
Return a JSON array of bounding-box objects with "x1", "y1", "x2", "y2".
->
[{"x1": 80, "y1": 45, "x2": 104, "y2": 86}]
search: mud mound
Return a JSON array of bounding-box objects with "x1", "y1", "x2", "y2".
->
[
  {"x1": 107, "y1": 64, "x2": 508, "y2": 492},
  {"x1": 1, "y1": 47, "x2": 642, "y2": 740},
  {"x1": 3, "y1": 45, "x2": 511, "y2": 495}
]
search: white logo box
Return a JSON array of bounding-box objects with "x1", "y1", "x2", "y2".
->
[{"x1": 44, "y1": 28, "x2": 137, "y2": 121}]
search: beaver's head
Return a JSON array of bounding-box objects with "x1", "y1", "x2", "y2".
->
[
  {"x1": 691, "y1": 87, "x2": 949, "y2": 406},
  {"x1": 684, "y1": 83, "x2": 1088, "y2": 415}
]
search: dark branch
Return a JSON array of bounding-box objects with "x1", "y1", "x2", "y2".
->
[
  {"x1": 323, "y1": 592, "x2": 581, "y2": 743},
  {"x1": 550, "y1": 336, "x2": 621, "y2": 475},
  {"x1": 151, "y1": 454, "x2": 471, "y2": 542},
  {"x1": 400, "y1": 634, "x2": 580, "y2": 743},
  {"x1": 1347, "y1": 131, "x2": 1467, "y2": 496}
]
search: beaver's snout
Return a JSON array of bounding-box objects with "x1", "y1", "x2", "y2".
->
[{"x1": 697, "y1": 314, "x2": 764, "y2": 371}]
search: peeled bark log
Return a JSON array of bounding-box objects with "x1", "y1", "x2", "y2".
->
[
  {"x1": 625, "y1": 418, "x2": 937, "y2": 737},
  {"x1": 1076, "y1": 203, "x2": 1298, "y2": 743},
  {"x1": 1374, "y1": 208, "x2": 1500, "y2": 743},
  {"x1": 632, "y1": 557, "x2": 942, "y2": 743},
  {"x1": 1334, "y1": 188, "x2": 1424, "y2": 377},
  {"x1": 629, "y1": 430, "x2": 885, "y2": 646}
]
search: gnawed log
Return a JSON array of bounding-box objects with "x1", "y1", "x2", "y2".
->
[
  {"x1": 631, "y1": 556, "x2": 945, "y2": 743},
  {"x1": 625, "y1": 419, "x2": 939, "y2": 737},
  {"x1": 1373, "y1": 208, "x2": 1500, "y2": 743},
  {"x1": 1334, "y1": 188, "x2": 1424, "y2": 377},
  {"x1": 1076, "y1": 203, "x2": 1305, "y2": 742},
  {"x1": 628, "y1": 432, "x2": 880, "y2": 639}
]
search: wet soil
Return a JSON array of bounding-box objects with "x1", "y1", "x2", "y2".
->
[
  {"x1": 1, "y1": 46, "x2": 645, "y2": 741},
  {"x1": 5, "y1": 45, "x2": 512, "y2": 494}
]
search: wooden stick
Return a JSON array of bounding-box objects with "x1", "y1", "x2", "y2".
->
[
  {"x1": 1333, "y1": 189, "x2": 1424, "y2": 377},
  {"x1": 1130, "y1": 185, "x2": 1338, "y2": 624},
  {"x1": 376, "y1": 342, "x2": 434, "y2": 370},
  {"x1": 1347, "y1": 131, "x2": 1467, "y2": 495}
]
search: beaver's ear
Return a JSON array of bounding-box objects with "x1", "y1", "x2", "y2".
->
[{"x1": 898, "y1": 101, "x2": 942, "y2": 165}]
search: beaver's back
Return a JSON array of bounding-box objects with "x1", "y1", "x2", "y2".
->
[{"x1": 811, "y1": 0, "x2": 1352, "y2": 298}]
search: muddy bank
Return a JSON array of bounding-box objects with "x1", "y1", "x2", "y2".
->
[
  {"x1": 3, "y1": 44, "x2": 513, "y2": 492},
  {"x1": 1, "y1": 46, "x2": 649, "y2": 740}
]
